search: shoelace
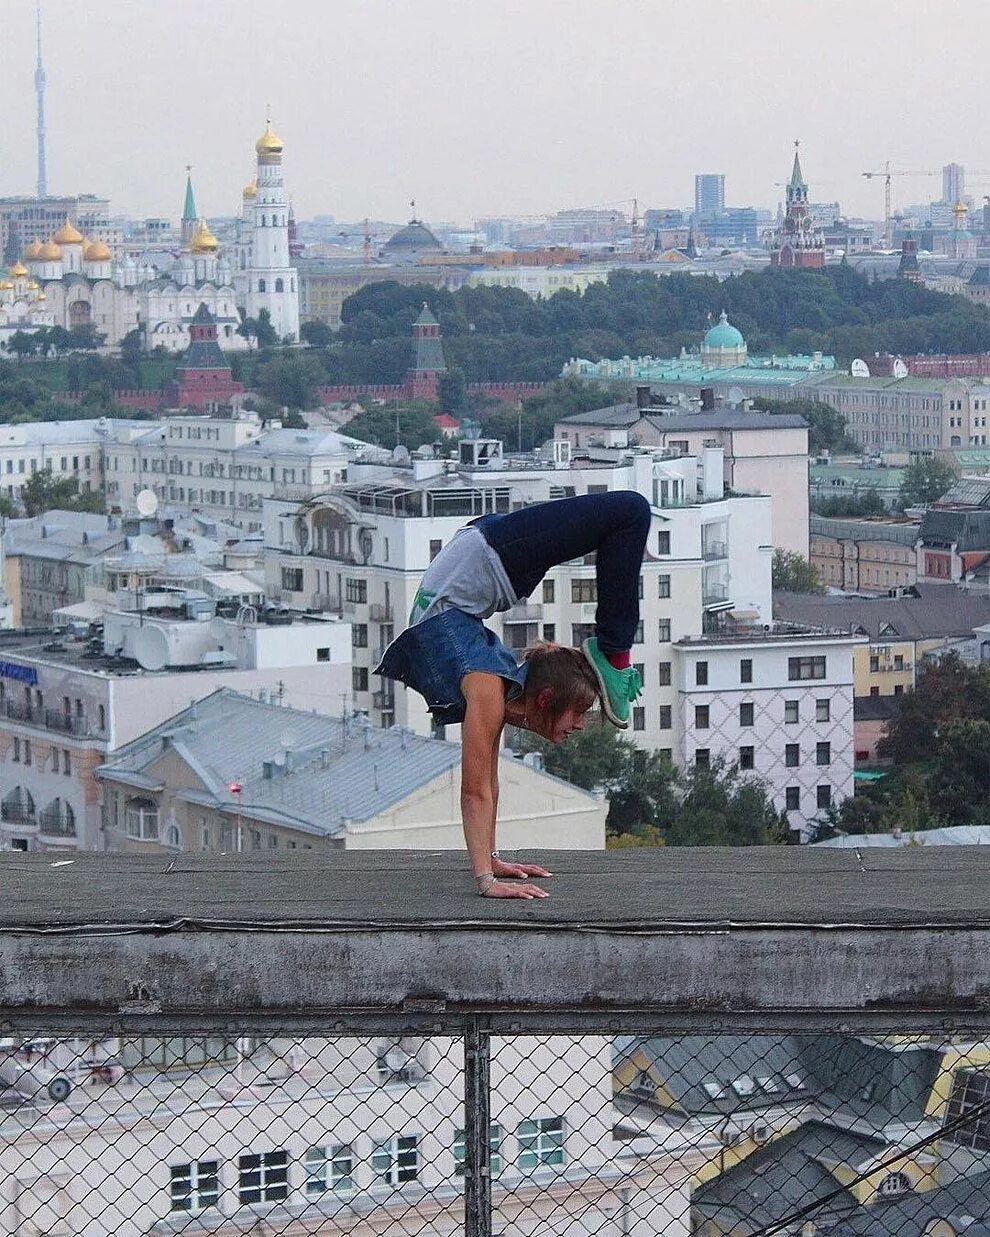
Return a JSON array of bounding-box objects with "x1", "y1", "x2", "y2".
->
[{"x1": 625, "y1": 666, "x2": 643, "y2": 702}]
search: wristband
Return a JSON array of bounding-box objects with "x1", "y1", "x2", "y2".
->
[
  {"x1": 476, "y1": 872, "x2": 496, "y2": 896},
  {"x1": 491, "y1": 850, "x2": 501, "y2": 860}
]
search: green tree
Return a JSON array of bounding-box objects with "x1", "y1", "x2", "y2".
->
[
  {"x1": 927, "y1": 718, "x2": 990, "y2": 826},
  {"x1": 6, "y1": 331, "x2": 37, "y2": 362},
  {"x1": 19, "y1": 471, "x2": 105, "y2": 517},
  {"x1": 66, "y1": 323, "x2": 104, "y2": 351},
  {"x1": 664, "y1": 758, "x2": 788, "y2": 846},
  {"x1": 300, "y1": 320, "x2": 334, "y2": 348},
  {"x1": 254, "y1": 352, "x2": 326, "y2": 409},
  {"x1": 813, "y1": 488, "x2": 886, "y2": 517},
  {"x1": 897, "y1": 456, "x2": 958, "y2": 508},
  {"x1": 120, "y1": 329, "x2": 144, "y2": 367},
  {"x1": 772, "y1": 549, "x2": 826, "y2": 595},
  {"x1": 344, "y1": 402, "x2": 442, "y2": 452},
  {"x1": 877, "y1": 653, "x2": 990, "y2": 765},
  {"x1": 760, "y1": 397, "x2": 858, "y2": 455},
  {"x1": 437, "y1": 365, "x2": 467, "y2": 413}
]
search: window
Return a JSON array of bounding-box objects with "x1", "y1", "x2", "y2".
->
[
  {"x1": 894, "y1": 653, "x2": 905, "y2": 671},
  {"x1": 894, "y1": 684, "x2": 904, "y2": 695},
  {"x1": 945, "y1": 1068, "x2": 990, "y2": 1150},
  {"x1": 785, "y1": 786, "x2": 801, "y2": 811},
  {"x1": 305, "y1": 1144, "x2": 354, "y2": 1195},
  {"x1": 695, "y1": 748, "x2": 710, "y2": 769},
  {"x1": 571, "y1": 578, "x2": 597, "y2": 603},
  {"x1": 170, "y1": 1160, "x2": 219, "y2": 1212},
  {"x1": 657, "y1": 530, "x2": 670, "y2": 555},
  {"x1": 429, "y1": 539, "x2": 443, "y2": 562},
  {"x1": 694, "y1": 705, "x2": 710, "y2": 729},
  {"x1": 345, "y1": 577, "x2": 367, "y2": 604},
  {"x1": 788, "y1": 656, "x2": 826, "y2": 681},
  {"x1": 739, "y1": 746, "x2": 755, "y2": 770},
  {"x1": 542, "y1": 579, "x2": 555, "y2": 604},
  {"x1": 12, "y1": 737, "x2": 19, "y2": 763},
  {"x1": 371, "y1": 1134, "x2": 420, "y2": 1185},
  {"x1": 658, "y1": 705, "x2": 672, "y2": 729},
  {"x1": 353, "y1": 667, "x2": 369, "y2": 693},
  {"x1": 870, "y1": 685, "x2": 880, "y2": 697},
  {"x1": 784, "y1": 700, "x2": 799, "y2": 724},
  {"x1": 62, "y1": 749, "x2": 71, "y2": 775},
  {"x1": 816, "y1": 699, "x2": 830, "y2": 722},
  {"x1": 739, "y1": 702, "x2": 754, "y2": 727},
  {"x1": 817, "y1": 784, "x2": 832, "y2": 809},
  {"x1": 740, "y1": 658, "x2": 753, "y2": 684},
  {"x1": 869, "y1": 654, "x2": 880, "y2": 672},
  {"x1": 633, "y1": 620, "x2": 644, "y2": 644},
  {"x1": 658, "y1": 661, "x2": 671, "y2": 686},
  {"x1": 352, "y1": 624, "x2": 368, "y2": 648},
  {"x1": 517, "y1": 1117, "x2": 565, "y2": 1170},
  {"x1": 453, "y1": 1124, "x2": 503, "y2": 1176},
  {"x1": 238, "y1": 1150, "x2": 288, "y2": 1204},
  {"x1": 816, "y1": 741, "x2": 831, "y2": 766},
  {"x1": 658, "y1": 619, "x2": 671, "y2": 642},
  {"x1": 542, "y1": 623, "x2": 556, "y2": 642},
  {"x1": 632, "y1": 707, "x2": 645, "y2": 731},
  {"x1": 785, "y1": 743, "x2": 800, "y2": 768},
  {"x1": 280, "y1": 566, "x2": 303, "y2": 592},
  {"x1": 23, "y1": 740, "x2": 31, "y2": 766},
  {"x1": 695, "y1": 661, "x2": 708, "y2": 686},
  {"x1": 658, "y1": 574, "x2": 671, "y2": 599}
]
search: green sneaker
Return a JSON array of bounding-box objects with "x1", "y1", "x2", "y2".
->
[{"x1": 581, "y1": 637, "x2": 643, "y2": 729}]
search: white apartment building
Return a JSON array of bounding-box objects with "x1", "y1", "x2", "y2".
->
[
  {"x1": 0, "y1": 418, "x2": 149, "y2": 504},
  {"x1": 672, "y1": 631, "x2": 865, "y2": 838},
  {"x1": 0, "y1": 601, "x2": 350, "y2": 854},
  {"x1": 263, "y1": 441, "x2": 774, "y2": 755},
  {"x1": 102, "y1": 414, "x2": 375, "y2": 532},
  {"x1": 0, "y1": 1032, "x2": 692, "y2": 1237}
]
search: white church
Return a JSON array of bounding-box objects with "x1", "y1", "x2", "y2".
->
[{"x1": 1, "y1": 119, "x2": 300, "y2": 354}]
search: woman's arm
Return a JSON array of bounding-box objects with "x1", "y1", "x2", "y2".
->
[{"x1": 461, "y1": 673, "x2": 548, "y2": 899}]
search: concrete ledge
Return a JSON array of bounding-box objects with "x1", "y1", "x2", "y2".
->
[{"x1": 2, "y1": 849, "x2": 989, "y2": 1029}]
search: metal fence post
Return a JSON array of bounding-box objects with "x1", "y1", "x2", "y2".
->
[{"x1": 464, "y1": 1017, "x2": 493, "y2": 1237}]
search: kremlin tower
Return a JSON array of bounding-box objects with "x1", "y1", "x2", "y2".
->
[
  {"x1": 241, "y1": 116, "x2": 300, "y2": 343},
  {"x1": 769, "y1": 142, "x2": 825, "y2": 269}
]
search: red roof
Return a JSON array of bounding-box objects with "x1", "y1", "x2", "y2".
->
[{"x1": 433, "y1": 414, "x2": 460, "y2": 428}]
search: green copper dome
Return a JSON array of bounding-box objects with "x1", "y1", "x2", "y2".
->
[{"x1": 703, "y1": 310, "x2": 745, "y2": 350}]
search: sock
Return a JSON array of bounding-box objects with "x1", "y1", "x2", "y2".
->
[{"x1": 605, "y1": 649, "x2": 631, "y2": 670}]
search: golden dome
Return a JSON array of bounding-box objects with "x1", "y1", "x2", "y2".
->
[
  {"x1": 84, "y1": 239, "x2": 112, "y2": 262},
  {"x1": 0, "y1": 280, "x2": 13, "y2": 290},
  {"x1": 189, "y1": 217, "x2": 220, "y2": 255},
  {"x1": 38, "y1": 240, "x2": 62, "y2": 261},
  {"x1": 27, "y1": 279, "x2": 39, "y2": 289},
  {"x1": 36, "y1": 292, "x2": 47, "y2": 301},
  {"x1": 255, "y1": 121, "x2": 284, "y2": 156},
  {"x1": 9, "y1": 261, "x2": 28, "y2": 278},
  {"x1": 24, "y1": 241, "x2": 43, "y2": 260},
  {"x1": 242, "y1": 178, "x2": 258, "y2": 200},
  {"x1": 53, "y1": 219, "x2": 84, "y2": 245}
]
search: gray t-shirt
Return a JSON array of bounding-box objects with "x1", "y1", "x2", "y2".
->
[{"x1": 409, "y1": 526, "x2": 517, "y2": 625}]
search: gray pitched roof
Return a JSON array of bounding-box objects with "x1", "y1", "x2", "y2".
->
[
  {"x1": 97, "y1": 688, "x2": 464, "y2": 832},
  {"x1": 811, "y1": 516, "x2": 920, "y2": 547},
  {"x1": 556, "y1": 403, "x2": 639, "y2": 427},
  {"x1": 644, "y1": 411, "x2": 809, "y2": 431},
  {"x1": 774, "y1": 585, "x2": 990, "y2": 641},
  {"x1": 921, "y1": 507, "x2": 990, "y2": 551}
]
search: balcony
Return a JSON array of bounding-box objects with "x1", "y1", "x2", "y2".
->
[
  {"x1": 702, "y1": 585, "x2": 730, "y2": 606},
  {"x1": 2, "y1": 850, "x2": 990, "y2": 1237},
  {"x1": 369, "y1": 603, "x2": 394, "y2": 622},
  {"x1": 4, "y1": 700, "x2": 98, "y2": 739},
  {"x1": 372, "y1": 689, "x2": 395, "y2": 710},
  {"x1": 701, "y1": 540, "x2": 727, "y2": 561},
  {"x1": 503, "y1": 603, "x2": 543, "y2": 623}
]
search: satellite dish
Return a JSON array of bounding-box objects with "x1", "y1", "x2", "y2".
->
[
  {"x1": 135, "y1": 489, "x2": 159, "y2": 518},
  {"x1": 391, "y1": 445, "x2": 411, "y2": 465},
  {"x1": 851, "y1": 358, "x2": 871, "y2": 378},
  {"x1": 131, "y1": 626, "x2": 169, "y2": 672},
  {"x1": 727, "y1": 385, "x2": 745, "y2": 407},
  {"x1": 892, "y1": 358, "x2": 908, "y2": 379}
]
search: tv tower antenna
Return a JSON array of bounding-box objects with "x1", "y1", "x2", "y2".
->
[{"x1": 35, "y1": 1, "x2": 48, "y2": 198}]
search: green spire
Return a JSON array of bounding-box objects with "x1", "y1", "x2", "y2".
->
[
  {"x1": 789, "y1": 141, "x2": 806, "y2": 192},
  {"x1": 182, "y1": 166, "x2": 197, "y2": 222}
]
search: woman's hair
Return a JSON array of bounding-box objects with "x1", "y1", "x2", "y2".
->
[{"x1": 520, "y1": 642, "x2": 601, "y2": 719}]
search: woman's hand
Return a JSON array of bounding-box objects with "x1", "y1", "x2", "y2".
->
[
  {"x1": 493, "y1": 857, "x2": 553, "y2": 880},
  {"x1": 481, "y1": 878, "x2": 549, "y2": 899}
]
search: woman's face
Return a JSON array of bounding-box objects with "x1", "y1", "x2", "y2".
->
[{"x1": 534, "y1": 702, "x2": 591, "y2": 745}]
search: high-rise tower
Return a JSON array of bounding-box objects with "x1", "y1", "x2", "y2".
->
[
  {"x1": 34, "y1": 2, "x2": 48, "y2": 198},
  {"x1": 243, "y1": 116, "x2": 300, "y2": 342},
  {"x1": 768, "y1": 142, "x2": 825, "y2": 269}
]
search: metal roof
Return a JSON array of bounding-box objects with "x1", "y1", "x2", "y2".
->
[{"x1": 775, "y1": 585, "x2": 990, "y2": 640}]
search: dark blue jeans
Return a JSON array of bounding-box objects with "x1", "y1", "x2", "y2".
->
[{"x1": 473, "y1": 491, "x2": 651, "y2": 654}]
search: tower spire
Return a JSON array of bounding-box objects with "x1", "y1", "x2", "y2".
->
[
  {"x1": 35, "y1": 1, "x2": 47, "y2": 198},
  {"x1": 181, "y1": 165, "x2": 198, "y2": 244}
]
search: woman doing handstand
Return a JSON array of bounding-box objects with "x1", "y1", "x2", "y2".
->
[{"x1": 376, "y1": 490, "x2": 652, "y2": 898}]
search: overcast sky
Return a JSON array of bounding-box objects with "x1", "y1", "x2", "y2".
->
[{"x1": 4, "y1": 0, "x2": 990, "y2": 226}]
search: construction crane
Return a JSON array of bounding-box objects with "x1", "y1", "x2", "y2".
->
[{"x1": 862, "y1": 164, "x2": 938, "y2": 249}]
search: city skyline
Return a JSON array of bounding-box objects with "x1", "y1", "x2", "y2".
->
[{"x1": 2, "y1": 0, "x2": 990, "y2": 225}]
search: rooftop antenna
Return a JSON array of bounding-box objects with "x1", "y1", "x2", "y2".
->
[
  {"x1": 35, "y1": 1, "x2": 47, "y2": 198},
  {"x1": 363, "y1": 216, "x2": 372, "y2": 265}
]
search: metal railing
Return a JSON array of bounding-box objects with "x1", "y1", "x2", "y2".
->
[
  {"x1": 701, "y1": 540, "x2": 727, "y2": 561},
  {"x1": 3, "y1": 699, "x2": 96, "y2": 738},
  {"x1": 0, "y1": 803, "x2": 36, "y2": 825},
  {"x1": 370, "y1": 603, "x2": 395, "y2": 622}
]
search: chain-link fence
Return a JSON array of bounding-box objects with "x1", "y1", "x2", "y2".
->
[{"x1": 3, "y1": 1024, "x2": 990, "y2": 1236}]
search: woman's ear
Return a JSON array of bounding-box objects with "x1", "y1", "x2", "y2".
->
[{"x1": 536, "y1": 686, "x2": 555, "y2": 713}]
